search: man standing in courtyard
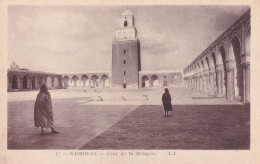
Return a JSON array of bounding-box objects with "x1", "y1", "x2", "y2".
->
[
  {"x1": 162, "y1": 88, "x2": 172, "y2": 117},
  {"x1": 34, "y1": 85, "x2": 59, "y2": 135}
]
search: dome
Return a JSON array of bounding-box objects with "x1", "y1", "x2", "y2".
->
[{"x1": 122, "y1": 10, "x2": 133, "y2": 16}]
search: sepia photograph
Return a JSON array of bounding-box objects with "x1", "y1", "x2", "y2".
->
[{"x1": 6, "y1": 5, "x2": 251, "y2": 150}]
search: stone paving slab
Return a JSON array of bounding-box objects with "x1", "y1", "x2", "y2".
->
[
  {"x1": 7, "y1": 87, "x2": 246, "y2": 149},
  {"x1": 81, "y1": 105, "x2": 249, "y2": 149},
  {"x1": 8, "y1": 98, "x2": 138, "y2": 149},
  {"x1": 8, "y1": 87, "x2": 242, "y2": 105}
]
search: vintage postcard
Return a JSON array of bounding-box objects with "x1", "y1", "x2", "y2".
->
[{"x1": 1, "y1": 0, "x2": 260, "y2": 163}]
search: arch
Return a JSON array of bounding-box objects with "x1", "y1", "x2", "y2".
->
[
  {"x1": 63, "y1": 76, "x2": 70, "y2": 87},
  {"x1": 101, "y1": 75, "x2": 109, "y2": 88},
  {"x1": 211, "y1": 52, "x2": 217, "y2": 69},
  {"x1": 81, "y1": 75, "x2": 88, "y2": 87},
  {"x1": 72, "y1": 75, "x2": 79, "y2": 87},
  {"x1": 22, "y1": 75, "x2": 28, "y2": 89},
  {"x1": 198, "y1": 63, "x2": 201, "y2": 72},
  {"x1": 12, "y1": 74, "x2": 18, "y2": 89},
  {"x1": 173, "y1": 74, "x2": 180, "y2": 84},
  {"x1": 91, "y1": 75, "x2": 99, "y2": 88},
  {"x1": 217, "y1": 42, "x2": 226, "y2": 65},
  {"x1": 151, "y1": 75, "x2": 159, "y2": 87},
  {"x1": 245, "y1": 27, "x2": 250, "y2": 56},
  {"x1": 46, "y1": 76, "x2": 52, "y2": 89},
  {"x1": 230, "y1": 36, "x2": 243, "y2": 100},
  {"x1": 39, "y1": 76, "x2": 45, "y2": 87},
  {"x1": 229, "y1": 33, "x2": 242, "y2": 60},
  {"x1": 201, "y1": 60, "x2": 205, "y2": 70},
  {"x1": 205, "y1": 57, "x2": 210, "y2": 69},
  {"x1": 220, "y1": 45, "x2": 227, "y2": 97},
  {"x1": 124, "y1": 20, "x2": 128, "y2": 27},
  {"x1": 142, "y1": 75, "x2": 149, "y2": 88},
  {"x1": 54, "y1": 77, "x2": 59, "y2": 88}
]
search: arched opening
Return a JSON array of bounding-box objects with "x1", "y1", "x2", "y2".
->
[
  {"x1": 39, "y1": 76, "x2": 45, "y2": 87},
  {"x1": 220, "y1": 45, "x2": 227, "y2": 97},
  {"x1": 63, "y1": 76, "x2": 70, "y2": 87},
  {"x1": 101, "y1": 75, "x2": 109, "y2": 88},
  {"x1": 54, "y1": 77, "x2": 59, "y2": 88},
  {"x1": 246, "y1": 27, "x2": 250, "y2": 56},
  {"x1": 211, "y1": 53, "x2": 217, "y2": 70},
  {"x1": 142, "y1": 75, "x2": 149, "y2": 88},
  {"x1": 72, "y1": 75, "x2": 79, "y2": 87},
  {"x1": 81, "y1": 75, "x2": 88, "y2": 87},
  {"x1": 151, "y1": 75, "x2": 159, "y2": 87},
  {"x1": 46, "y1": 76, "x2": 52, "y2": 89},
  {"x1": 12, "y1": 74, "x2": 18, "y2": 89},
  {"x1": 22, "y1": 75, "x2": 28, "y2": 89},
  {"x1": 231, "y1": 36, "x2": 243, "y2": 100},
  {"x1": 205, "y1": 57, "x2": 210, "y2": 69},
  {"x1": 91, "y1": 75, "x2": 98, "y2": 88},
  {"x1": 124, "y1": 20, "x2": 128, "y2": 27}
]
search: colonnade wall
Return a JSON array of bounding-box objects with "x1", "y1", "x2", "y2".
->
[
  {"x1": 139, "y1": 72, "x2": 183, "y2": 88},
  {"x1": 62, "y1": 72, "x2": 111, "y2": 88},
  {"x1": 183, "y1": 9, "x2": 250, "y2": 103},
  {"x1": 8, "y1": 70, "x2": 62, "y2": 92}
]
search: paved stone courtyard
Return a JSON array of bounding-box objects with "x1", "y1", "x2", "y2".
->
[{"x1": 8, "y1": 87, "x2": 249, "y2": 149}]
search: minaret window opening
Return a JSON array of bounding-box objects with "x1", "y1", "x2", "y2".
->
[
  {"x1": 124, "y1": 20, "x2": 128, "y2": 27},
  {"x1": 124, "y1": 71, "x2": 126, "y2": 75},
  {"x1": 123, "y1": 60, "x2": 126, "y2": 64},
  {"x1": 123, "y1": 50, "x2": 126, "y2": 54}
]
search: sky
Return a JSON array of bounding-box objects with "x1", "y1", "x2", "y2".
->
[{"x1": 8, "y1": 5, "x2": 250, "y2": 73}]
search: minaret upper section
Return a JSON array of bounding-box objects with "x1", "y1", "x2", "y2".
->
[{"x1": 114, "y1": 9, "x2": 137, "y2": 41}]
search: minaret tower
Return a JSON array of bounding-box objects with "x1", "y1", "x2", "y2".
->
[{"x1": 111, "y1": 9, "x2": 141, "y2": 88}]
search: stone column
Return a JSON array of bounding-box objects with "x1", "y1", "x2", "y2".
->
[
  {"x1": 28, "y1": 78, "x2": 32, "y2": 90},
  {"x1": 52, "y1": 77, "x2": 54, "y2": 88},
  {"x1": 204, "y1": 70, "x2": 209, "y2": 95},
  {"x1": 17, "y1": 76, "x2": 20, "y2": 90},
  {"x1": 200, "y1": 75, "x2": 203, "y2": 93},
  {"x1": 208, "y1": 69, "x2": 215, "y2": 96},
  {"x1": 197, "y1": 76, "x2": 200, "y2": 92},
  {"x1": 244, "y1": 63, "x2": 250, "y2": 103},
  {"x1": 226, "y1": 68, "x2": 235, "y2": 101},
  {"x1": 216, "y1": 64, "x2": 224, "y2": 97}
]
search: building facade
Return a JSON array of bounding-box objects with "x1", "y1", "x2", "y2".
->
[
  {"x1": 7, "y1": 62, "x2": 62, "y2": 92},
  {"x1": 183, "y1": 9, "x2": 250, "y2": 103},
  {"x1": 62, "y1": 72, "x2": 110, "y2": 88},
  {"x1": 111, "y1": 10, "x2": 141, "y2": 88},
  {"x1": 8, "y1": 9, "x2": 183, "y2": 92},
  {"x1": 139, "y1": 71, "x2": 183, "y2": 88}
]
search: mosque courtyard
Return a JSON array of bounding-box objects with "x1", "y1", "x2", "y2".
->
[{"x1": 7, "y1": 87, "x2": 249, "y2": 149}]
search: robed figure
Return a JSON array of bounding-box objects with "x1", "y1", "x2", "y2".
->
[
  {"x1": 34, "y1": 85, "x2": 59, "y2": 135},
  {"x1": 162, "y1": 88, "x2": 172, "y2": 117}
]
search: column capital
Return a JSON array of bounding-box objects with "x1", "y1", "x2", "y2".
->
[
  {"x1": 225, "y1": 60, "x2": 236, "y2": 69},
  {"x1": 243, "y1": 62, "x2": 250, "y2": 69},
  {"x1": 227, "y1": 68, "x2": 235, "y2": 73},
  {"x1": 241, "y1": 53, "x2": 250, "y2": 64},
  {"x1": 216, "y1": 64, "x2": 223, "y2": 71}
]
